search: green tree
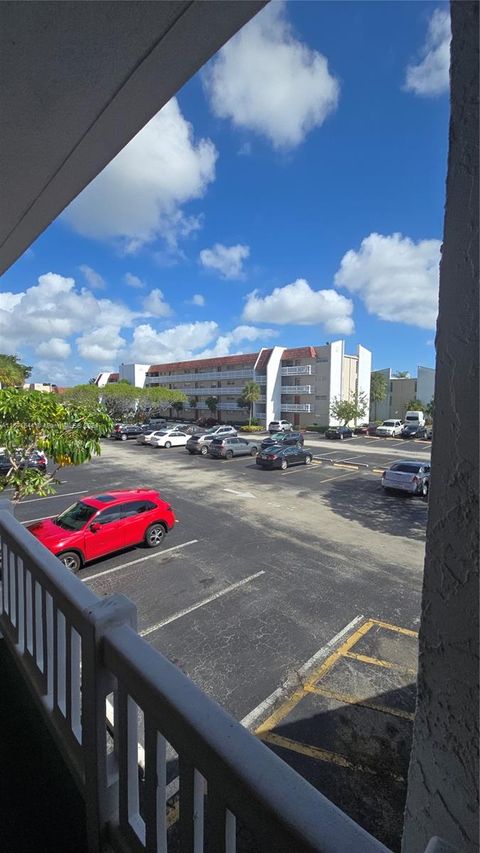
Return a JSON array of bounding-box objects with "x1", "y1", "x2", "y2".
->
[
  {"x1": 405, "y1": 398, "x2": 425, "y2": 412},
  {"x1": 172, "y1": 399, "x2": 184, "y2": 417},
  {"x1": 393, "y1": 371, "x2": 410, "y2": 378},
  {"x1": 330, "y1": 392, "x2": 368, "y2": 427},
  {"x1": 189, "y1": 396, "x2": 198, "y2": 421},
  {"x1": 370, "y1": 372, "x2": 388, "y2": 420},
  {"x1": 237, "y1": 381, "x2": 261, "y2": 427},
  {"x1": 205, "y1": 396, "x2": 218, "y2": 418},
  {"x1": 0, "y1": 354, "x2": 32, "y2": 387},
  {"x1": 0, "y1": 389, "x2": 112, "y2": 502},
  {"x1": 425, "y1": 397, "x2": 434, "y2": 422}
]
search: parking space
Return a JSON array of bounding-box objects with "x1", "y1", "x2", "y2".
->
[{"x1": 10, "y1": 437, "x2": 427, "y2": 847}]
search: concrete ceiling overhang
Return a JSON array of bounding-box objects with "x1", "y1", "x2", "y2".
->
[{"x1": 0, "y1": 0, "x2": 266, "y2": 275}]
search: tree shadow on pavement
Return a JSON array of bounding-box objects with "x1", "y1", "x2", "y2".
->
[{"x1": 322, "y1": 476, "x2": 428, "y2": 541}]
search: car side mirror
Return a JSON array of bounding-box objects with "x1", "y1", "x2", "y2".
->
[{"x1": 89, "y1": 522, "x2": 101, "y2": 533}]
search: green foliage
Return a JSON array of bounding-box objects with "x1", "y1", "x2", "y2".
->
[
  {"x1": 62, "y1": 383, "x2": 187, "y2": 422},
  {"x1": 189, "y1": 396, "x2": 198, "y2": 408},
  {"x1": 205, "y1": 396, "x2": 218, "y2": 415},
  {"x1": 425, "y1": 397, "x2": 434, "y2": 421},
  {"x1": 237, "y1": 381, "x2": 261, "y2": 426},
  {"x1": 0, "y1": 354, "x2": 32, "y2": 387},
  {"x1": 0, "y1": 389, "x2": 112, "y2": 501},
  {"x1": 393, "y1": 371, "x2": 410, "y2": 378},
  {"x1": 239, "y1": 424, "x2": 264, "y2": 432},
  {"x1": 308, "y1": 425, "x2": 329, "y2": 433},
  {"x1": 405, "y1": 398, "x2": 425, "y2": 412},
  {"x1": 330, "y1": 392, "x2": 368, "y2": 426},
  {"x1": 370, "y1": 372, "x2": 388, "y2": 403}
]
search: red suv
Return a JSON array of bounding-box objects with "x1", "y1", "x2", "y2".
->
[{"x1": 27, "y1": 489, "x2": 175, "y2": 573}]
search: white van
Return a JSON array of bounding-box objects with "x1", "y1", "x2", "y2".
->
[{"x1": 405, "y1": 410, "x2": 425, "y2": 427}]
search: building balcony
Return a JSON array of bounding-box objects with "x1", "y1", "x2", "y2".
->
[
  {"x1": 280, "y1": 385, "x2": 312, "y2": 394},
  {"x1": 281, "y1": 365, "x2": 312, "y2": 376},
  {"x1": 281, "y1": 403, "x2": 312, "y2": 413},
  {"x1": 145, "y1": 369, "x2": 255, "y2": 384}
]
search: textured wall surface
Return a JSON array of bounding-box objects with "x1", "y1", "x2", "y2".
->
[{"x1": 402, "y1": 3, "x2": 479, "y2": 852}]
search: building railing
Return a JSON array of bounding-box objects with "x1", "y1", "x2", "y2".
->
[
  {"x1": 145, "y1": 369, "x2": 255, "y2": 384},
  {"x1": 281, "y1": 403, "x2": 312, "y2": 413},
  {"x1": 281, "y1": 385, "x2": 312, "y2": 394},
  {"x1": 281, "y1": 365, "x2": 313, "y2": 376},
  {"x1": 0, "y1": 502, "x2": 391, "y2": 853}
]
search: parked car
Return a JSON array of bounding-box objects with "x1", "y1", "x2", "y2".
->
[
  {"x1": 27, "y1": 489, "x2": 175, "y2": 572},
  {"x1": 381, "y1": 461, "x2": 431, "y2": 497},
  {"x1": 325, "y1": 426, "x2": 353, "y2": 440},
  {"x1": 150, "y1": 429, "x2": 189, "y2": 448},
  {"x1": 417, "y1": 425, "x2": 433, "y2": 440},
  {"x1": 256, "y1": 444, "x2": 313, "y2": 470},
  {"x1": 209, "y1": 437, "x2": 259, "y2": 459},
  {"x1": 268, "y1": 420, "x2": 293, "y2": 433},
  {"x1": 260, "y1": 431, "x2": 304, "y2": 450},
  {"x1": 195, "y1": 417, "x2": 218, "y2": 428},
  {"x1": 401, "y1": 424, "x2": 421, "y2": 439},
  {"x1": 353, "y1": 424, "x2": 369, "y2": 435},
  {"x1": 0, "y1": 449, "x2": 48, "y2": 477},
  {"x1": 367, "y1": 423, "x2": 379, "y2": 435},
  {"x1": 186, "y1": 425, "x2": 238, "y2": 455},
  {"x1": 375, "y1": 419, "x2": 403, "y2": 437},
  {"x1": 111, "y1": 424, "x2": 143, "y2": 441}
]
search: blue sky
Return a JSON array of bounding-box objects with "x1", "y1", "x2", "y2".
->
[{"x1": 1, "y1": 1, "x2": 450, "y2": 385}]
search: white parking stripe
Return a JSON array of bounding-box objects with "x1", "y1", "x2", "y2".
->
[
  {"x1": 21, "y1": 489, "x2": 87, "y2": 504},
  {"x1": 21, "y1": 516, "x2": 50, "y2": 524},
  {"x1": 83, "y1": 539, "x2": 198, "y2": 582},
  {"x1": 140, "y1": 570, "x2": 265, "y2": 637}
]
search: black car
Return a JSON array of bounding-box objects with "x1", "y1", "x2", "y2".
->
[
  {"x1": 0, "y1": 450, "x2": 47, "y2": 477},
  {"x1": 112, "y1": 425, "x2": 143, "y2": 441},
  {"x1": 401, "y1": 424, "x2": 421, "y2": 438},
  {"x1": 256, "y1": 444, "x2": 313, "y2": 470},
  {"x1": 324, "y1": 426, "x2": 353, "y2": 440},
  {"x1": 260, "y1": 431, "x2": 304, "y2": 450}
]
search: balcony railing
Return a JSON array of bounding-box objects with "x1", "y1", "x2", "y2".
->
[
  {"x1": 281, "y1": 403, "x2": 312, "y2": 413},
  {"x1": 281, "y1": 365, "x2": 312, "y2": 376},
  {"x1": 281, "y1": 385, "x2": 312, "y2": 394},
  {"x1": 0, "y1": 501, "x2": 392, "y2": 853},
  {"x1": 146, "y1": 369, "x2": 255, "y2": 384}
]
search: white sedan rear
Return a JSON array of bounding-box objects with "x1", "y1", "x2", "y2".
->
[{"x1": 150, "y1": 429, "x2": 189, "y2": 448}]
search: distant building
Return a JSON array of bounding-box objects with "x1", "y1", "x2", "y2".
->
[
  {"x1": 22, "y1": 382, "x2": 61, "y2": 393},
  {"x1": 371, "y1": 366, "x2": 435, "y2": 421},
  {"x1": 101, "y1": 341, "x2": 372, "y2": 427}
]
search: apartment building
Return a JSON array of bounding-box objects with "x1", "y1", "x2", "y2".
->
[
  {"x1": 371, "y1": 365, "x2": 435, "y2": 421},
  {"x1": 100, "y1": 341, "x2": 371, "y2": 428}
]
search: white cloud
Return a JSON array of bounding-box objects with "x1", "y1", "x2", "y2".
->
[
  {"x1": 142, "y1": 288, "x2": 172, "y2": 318},
  {"x1": 243, "y1": 278, "x2": 354, "y2": 334},
  {"x1": 0, "y1": 272, "x2": 139, "y2": 355},
  {"x1": 124, "y1": 272, "x2": 144, "y2": 289},
  {"x1": 334, "y1": 233, "x2": 441, "y2": 329},
  {"x1": 36, "y1": 338, "x2": 71, "y2": 359},
  {"x1": 203, "y1": 1, "x2": 339, "y2": 150},
  {"x1": 127, "y1": 321, "x2": 219, "y2": 364},
  {"x1": 77, "y1": 326, "x2": 128, "y2": 362},
  {"x1": 186, "y1": 325, "x2": 278, "y2": 360},
  {"x1": 199, "y1": 243, "x2": 250, "y2": 279},
  {"x1": 404, "y1": 9, "x2": 451, "y2": 96},
  {"x1": 190, "y1": 294, "x2": 205, "y2": 307},
  {"x1": 79, "y1": 265, "x2": 106, "y2": 290},
  {"x1": 63, "y1": 98, "x2": 218, "y2": 251}
]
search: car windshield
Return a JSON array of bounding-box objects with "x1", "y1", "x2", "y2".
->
[
  {"x1": 382, "y1": 421, "x2": 396, "y2": 427},
  {"x1": 155, "y1": 430, "x2": 168, "y2": 436},
  {"x1": 269, "y1": 433, "x2": 284, "y2": 440},
  {"x1": 55, "y1": 501, "x2": 97, "y2": 530},
  {"x1": 390, "y1": 463, "x2": 422, "y2": 474}
]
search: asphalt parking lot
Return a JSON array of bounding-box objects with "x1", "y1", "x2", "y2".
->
[{"x1": 11, "y1": 432, "x2": 430, "y2": 849}]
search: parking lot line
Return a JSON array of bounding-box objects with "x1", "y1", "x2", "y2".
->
[
  {"x1": 344, "y1": 651, "x2": 417, "y2": 675},
  {"x1": 371, "y1": 619, "x2": 418, "y2": 638},
  {"x1": 21, "y1": 489, "x2": 87, "y2": 504},
  {"x1": 304, "y1": 684, "x2": 415, "y2": 722},
  {"x1": 314, "y1": 471, "x2": 359, "y2": 485},
  {"x1": 140, "y1": 570, "x2": 265, "y2": 637},
  {"x1": 83, "y1": 540, "x2": 198, "y2": 582}
]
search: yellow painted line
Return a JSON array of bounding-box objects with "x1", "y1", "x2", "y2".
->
[
  {"x1": 305, "y1": 684, "x2": 415, "y2": 722},
  {"x1": 332, "y1": 463, "x2": 359, "y2": 470},
  {"x1": 369, "y1": 619, "x2": 418, "y2": 638},
  {"x1": 372, "y1": 468, "x2": 384, "y2": 474},
  {"x1": 344, "y1": 651, "x2": 417, "y2": 676},
  {"x1": 259, "y1": 732, "x2": 405, "y2": 782},
  {"x1": 315, "y1": 470, "x2": 358, "y2": 485},
  {"x1": 256, "y1": 619, "x2": 374, "y2": 735}
]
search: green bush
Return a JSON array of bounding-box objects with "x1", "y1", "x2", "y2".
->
[
  {"x1": 239, "y1": 425, "x2": 264, "y2": 432},
  {"x1": 307, "y1": 425, "x2": 328, "y2": 433}
]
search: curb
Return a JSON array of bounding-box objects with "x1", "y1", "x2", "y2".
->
[{"x1": 313, "y1": 457, "x2": 369, "y2": 470}]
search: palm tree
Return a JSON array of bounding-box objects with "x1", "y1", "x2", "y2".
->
[
  {"x1": 239, "y1": 381, "x2": 261, "y2": 427},
  {"x1": 205, "y1": 396, "x2": 218, "y2": 419},
  {"x1": 189, "y1": 396, "x2": 198, "y2": 422}
]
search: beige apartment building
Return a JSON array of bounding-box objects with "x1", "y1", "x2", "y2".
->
[{"x1": 98, "y1": 340, "x2": 372, "y2": 428}]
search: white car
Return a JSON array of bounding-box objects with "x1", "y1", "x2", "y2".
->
[
  {"x1": 150, "y1": 429, "x2": 189, "y2": 448},
  {"x1": 137, "y1": 430, "x2": 165, "y2": 445},
  {"x1": 376, "y1": 419, "x2": 403, "y2": 437},
  {"x1": 382, "y1": 461, "x2": 431, "y2": 496},
  {"x1": 268, "y1": 419, "x2": 293, "y2": 433}
]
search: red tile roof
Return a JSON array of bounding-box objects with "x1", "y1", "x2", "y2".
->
[
  {"x1": 148, "y1": 353, "x2": 258, "y2": 372},
  {"x1": 255, "y1": 349, "x2": 273, "y2": 371},
  {"x1": 282, "y1": 346, "x2": 317, "y2": 360}
]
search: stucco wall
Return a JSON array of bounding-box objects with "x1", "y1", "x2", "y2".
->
[{"x1": 402, "y1": 4, "x2": 479, "y2": 852}]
